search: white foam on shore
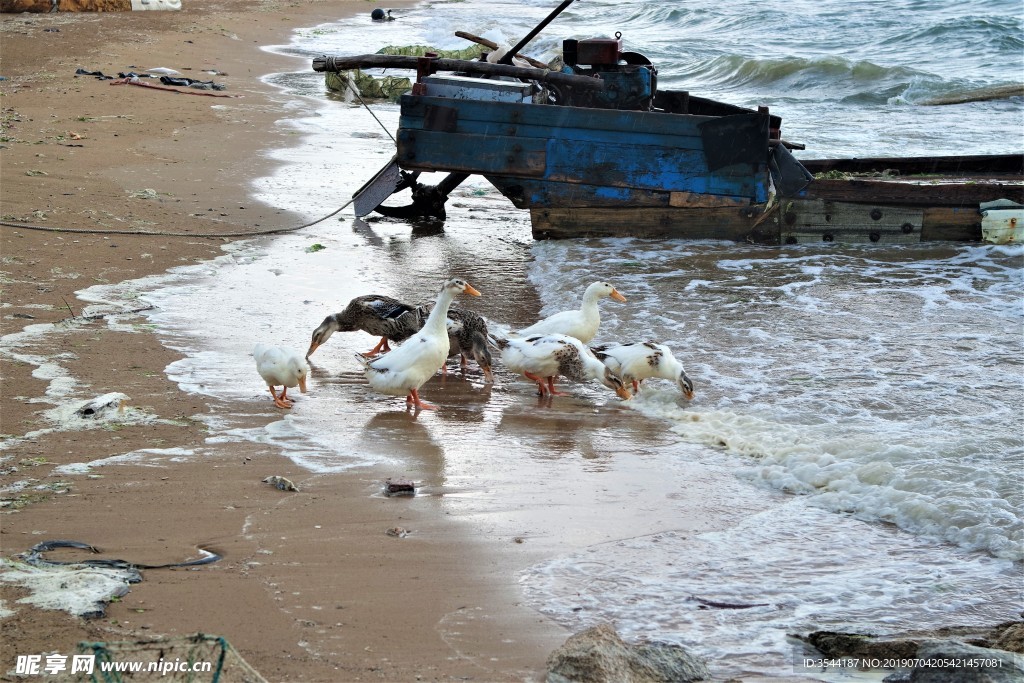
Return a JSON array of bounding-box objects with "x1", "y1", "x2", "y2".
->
[
  {"x1": 0, "y1": 322, "x2": 179, "y2": 456},
  {"x1": 629, "y1": 392, "x2": 1024, "y2": 561},
  {"x1": 0, "y1": 560, "x2": 137, "y2": 619},
  {"x1": 522, "y1": 500, "x2": 1022, "y2": 680},
  {"x1": 52, "y1": 448, "x2": 193, "y2": 475},
  {"x1": 0, "y1": 322, "x2": 82, "y2": 408}
]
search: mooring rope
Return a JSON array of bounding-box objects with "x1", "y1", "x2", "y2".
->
[
  {"x1": 1, "y1": 75, "x2": 407, "y2": 238},
  {"x1": 0, "y1": 198, "x2": 354, "y2": 238}
]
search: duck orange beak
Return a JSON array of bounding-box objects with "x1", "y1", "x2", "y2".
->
[
  {"x1": 305, "y1": 341, "x2": 319, "y2": 359},
  {"x1": 614, "y1": 384, "x2": 632, "y2": 400},
  {"x1": 610, "y1": 289, "x2": 627, "y2": 303},
  {"x1": 464, "y1": 284, "x2": 482, "y2": 297},
  {"x1": 299, "y1": 376, "x2": 308, "y2": 394}
]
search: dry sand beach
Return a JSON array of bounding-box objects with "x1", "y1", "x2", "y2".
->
[{"x1": 0, "y1": 1, "x2": 585, "y2": 680}]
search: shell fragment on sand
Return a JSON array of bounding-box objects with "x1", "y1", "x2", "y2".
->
[{"x1": 262, "y1": 476, "x2": 298, "y2": 492}]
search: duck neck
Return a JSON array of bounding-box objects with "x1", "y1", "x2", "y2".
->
[
  {"x1": 580, "y1": 287, "x2": 602, "y2": 320},
  {"x1": 581, "y1": 351, "x2": 605, "y2": 380},
  {"x1": 423, "y1": 289, "x2": 456, "y2": 334}
]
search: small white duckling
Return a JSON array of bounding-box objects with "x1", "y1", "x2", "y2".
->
[{"x1": 254, "y1": 344, "x2": 310, "y2": 409}]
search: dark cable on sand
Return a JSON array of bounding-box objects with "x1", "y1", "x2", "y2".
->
[
  {"x1": 1, "y1": 78, "x2": 401, "y2": 238},
  {"x1": 0, "y1": 197, "x2": 354, "y2": 238}
]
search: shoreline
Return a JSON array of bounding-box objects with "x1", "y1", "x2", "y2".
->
[
  {"x1": 1, "y1": 1, "x2": 574, "y2": 680},
  {"x1": 3, "y1": 3, "x2": 1022, "y2": 682}
]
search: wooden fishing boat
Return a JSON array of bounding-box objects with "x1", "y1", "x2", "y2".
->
[{"x1": 312, "y1": 1, "x2": 1023, "y2": 245}]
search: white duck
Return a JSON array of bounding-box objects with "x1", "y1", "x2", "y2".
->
[
  {"x1": 356, "y1": 278, "x2": 481, "y2": 410},
  {"x1": 514, "y1": 281, "x2": 626, "y2": 344},
  {"x1": 418, "y1": 304, "x2": 495, "y2": 383},
  {"x1": 494, "y1": 333, "x2": 632, "y2": 400},
  {"x1": 253, "y1": 344, "x2": 310, "y2": 409},
  {"x1": 590, "y1": 341, "x2": 695, "y2": 399}
]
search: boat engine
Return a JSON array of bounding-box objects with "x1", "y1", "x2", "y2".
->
[{"x1": 557, "y1": 32, "x2": 656, "y2": 110}]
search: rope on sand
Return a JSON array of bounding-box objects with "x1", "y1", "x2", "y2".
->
[
  {"x1": 3, "y1": 67, "x2": 411, "y2": 237},
  {"x1": 0, "y1": 198, "x2": 354, "y2": 238},
  {"x1": 2, "y1": 72, "x2": 403, "y2": 238}
]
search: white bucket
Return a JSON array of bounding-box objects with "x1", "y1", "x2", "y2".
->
[{"x1": 981, "y1": 208, "x2": 1024, "y2": 245}]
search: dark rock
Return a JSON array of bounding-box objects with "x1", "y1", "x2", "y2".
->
[
  {"x1": 546, "y1": 622, "x2": 710, "y2": 683},
  {"x1": 383, "y1": 478, "x2": 415, "y2": 496},
  {"x1": 802, "y1": 622, "x2": 1024, "y2": 663},
  {"x1": 806, "y1": 631, "x2": 919, "y2": 660},
  {"x1": 909, "y1": 640, "x2": 1024, "y2": 682},
  {"x1": 992, "y1": 623, "x2": 1024, "y2": 654}
]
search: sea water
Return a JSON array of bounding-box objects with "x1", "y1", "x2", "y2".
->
[{"x1": 73, "y1": 0, "x2": 1023, "y2": 679}]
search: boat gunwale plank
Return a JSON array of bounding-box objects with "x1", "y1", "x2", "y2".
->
[
  {"x1": 399, "y1": 94, "x2": 749, "y2": 140},
  {"x1": 490, "y1": 177, "x2": 762, "y2": 208}
]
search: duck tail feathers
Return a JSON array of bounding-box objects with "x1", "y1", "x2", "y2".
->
[{"x1": 487, "y1": 333, "x2": 509, "y2": 350}]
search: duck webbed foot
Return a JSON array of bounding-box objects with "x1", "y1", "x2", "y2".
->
[
  {"x1": 524, "y1": 371, "x2": 548, "y2": 396},
  {"x1": 270, "y1": 386, "x2": 293, "y2": 409},
  {"x1": 546, "y1": 377, "x2": 568, "y2": 396},
  {"x1": 406, "y1": 388, "x2": 436, "y2": 411},
  {"x1": 366, "y1": 337, "x2": 392, "y2": 356}
]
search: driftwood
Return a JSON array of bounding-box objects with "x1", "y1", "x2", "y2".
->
[
  {"x1": 453, "y1": 31, "x2": 550, "y2": 69},
  {"x1": 312, "y1": 54, "x2": 604, "y2": 92},
  {"x1": 922, "y1": 84, "x2": 1024, "y2": 106}
]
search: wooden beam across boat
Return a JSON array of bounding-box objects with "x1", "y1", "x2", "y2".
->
[{"x1": 311, "y1": 54, "x2": 605, "y2": 91}]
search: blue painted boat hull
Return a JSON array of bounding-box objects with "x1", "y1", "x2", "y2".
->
[{"x1": 396, "y1": 95, "x2": 774, "y2": 208}]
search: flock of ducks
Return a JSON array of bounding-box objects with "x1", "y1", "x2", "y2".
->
[{"x1": 253, "y1": 279, "x2": 694, "y2": 412}]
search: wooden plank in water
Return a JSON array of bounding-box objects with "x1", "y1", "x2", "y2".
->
[
  {"x1": 921, "y1": 206, "x2": 984, "y2": 241},
  {"x1": 530, "y1": 201, "x2": 982, "y2": 243},
  {"x1": 781, "y1": 200, "x2": 923, "y2": 244},
  {"x1": 530, "y1": 206, "x2": 773, "y2": 242}
]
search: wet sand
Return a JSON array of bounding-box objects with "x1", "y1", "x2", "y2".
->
[{"x1": 0, "y1": 1, "x2": 581, "y2": 679}]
